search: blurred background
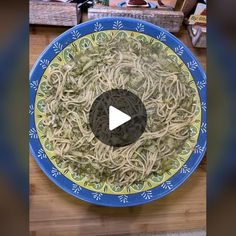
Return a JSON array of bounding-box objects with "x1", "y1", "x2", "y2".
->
[
  {"x1": 0, "y1": 1, "x2": 28, "y2": 236},
  {"x1": 207, "y1": 0, "x2": 236, "y2": 235}
]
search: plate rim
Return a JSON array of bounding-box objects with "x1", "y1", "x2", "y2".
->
[{"x1": 29, "y1": 17, "x2": 206, "y2": 207}]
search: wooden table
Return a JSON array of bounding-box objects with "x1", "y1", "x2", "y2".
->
[{"x1": 30, "y1": 25, "x2": 206, "y2": 236}]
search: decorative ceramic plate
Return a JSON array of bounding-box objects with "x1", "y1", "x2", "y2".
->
[
  {"x1": 29, "y1": 17, "x2": 206, "y2": 207},
  {"x1": 116, "y1": 1, "x2": 157, "y2": 8}
]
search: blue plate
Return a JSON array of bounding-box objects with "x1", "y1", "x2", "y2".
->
[
  {"x1": 116, "y1": 1, "x2": 157, "y2": 8},
  {"x1": 29, "y1": 17, "x2": 206, "y2": 207}
]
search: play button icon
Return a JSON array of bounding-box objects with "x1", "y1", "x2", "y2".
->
[
  {"x1": 89, "y1": 89, "x2": 147, "y2": 147},
  {"x1": 109, "y1": 106, "x2": 131, "y2": 131}
]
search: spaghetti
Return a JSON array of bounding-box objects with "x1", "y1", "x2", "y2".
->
[{"x1": 43, "y1": 36, "x2": 196, "y2": 187}]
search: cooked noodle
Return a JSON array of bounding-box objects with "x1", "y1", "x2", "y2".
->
[{"x1": 43, "y1": 36, "x2": 196, "y2": 187}]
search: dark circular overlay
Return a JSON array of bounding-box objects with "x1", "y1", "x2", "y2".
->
[{"x1": 89, "y1": 89, "x2": 147, "y2": 147}]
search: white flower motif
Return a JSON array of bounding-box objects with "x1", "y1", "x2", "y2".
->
[
  {"x1": 156, "y1": 32, "x2": 166, "y2": 41},
  {"x1": 39, "y1": 59, "x2": 50, "y2": 69},
  {"x1": 30, "y1": 80, "x2": 39, "y2": 91},
  {"x1": 187, "y1": 60, "x2": 198, "y2": 71},
  {"x1": 201, "y1": 122, "x2": 207, "y2": 134},
  {"x1": 201, "y1": 102, "x2": 206, "y2": 112},
  {"x1": 161, "y1": 181, "x2": 173, "y2": 190},
  {"x1": 29, "y1": 128, "x2": 38, "y2": 139},
  {"x1": 194, "y1": 145, "x2": 204, "y2": 154},
  {"x1": 94, "y1": 22, "x2": 103, "y2": 32},
  {"x1": 118, "y1": 195, "x2": 128, "y2": 203},
  {"x1": 175, "y1": 45, "x2": 184, "y2": 56},
  {"x1": 180, "y1": 164, "x2": 190, "y2": 174},
  {"x1": 141, "y1": 190, "x2": 153, "y2": 200},
  {"x1": 113, "y1": 20, "x2": 123, "y2": 30},
  {"x1": 53, "y1": 42, "x2": 63, "y2": 54},
  {"x1": 92, "y1": 192, "x2": 103, "y2": 200},
  {"x1": 37, "y1": 148, "x2": 47, "y2": 160},
  {"x1": 197, "y1": 79, "x2": 206, "y2": 90},
  {"x1": 72, "y1": 184, "x2": 82, "y2": 194},
  {"x1": 29, "y1": 104, "x2": 34, "y2": 115},
  {"x1": 51, "y1": 167, "x2": 61, "y2": 177},
  {"x1": 136, "y1": 23, "x2": 145, "y2": 32},
  {"x1": 71, "y1": 30, "x2": 81, "y2": 40}
]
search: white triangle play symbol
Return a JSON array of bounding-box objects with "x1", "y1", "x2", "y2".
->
[{"x1": 109, "y1": 106, "x2": 131, "y2": 131}]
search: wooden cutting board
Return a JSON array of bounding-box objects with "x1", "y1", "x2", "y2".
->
[{"x1": 30, "y1": 25, "x2": 206, "y2": 236}]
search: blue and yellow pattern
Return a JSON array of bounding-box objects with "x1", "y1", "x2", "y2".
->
[{"x1": 29, "y1": 17, "x2": 206, "y2": 207}]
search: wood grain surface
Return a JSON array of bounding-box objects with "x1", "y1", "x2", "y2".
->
[
  {"x1": 30, "y1": 25, "x2": 206, "y2": 236},
  {"x1": 29, "y1": 1, "x2": 80, "y2": 26},
  {"x1": 88, "y1": 6, "x2": 184, "y2": 33}
]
